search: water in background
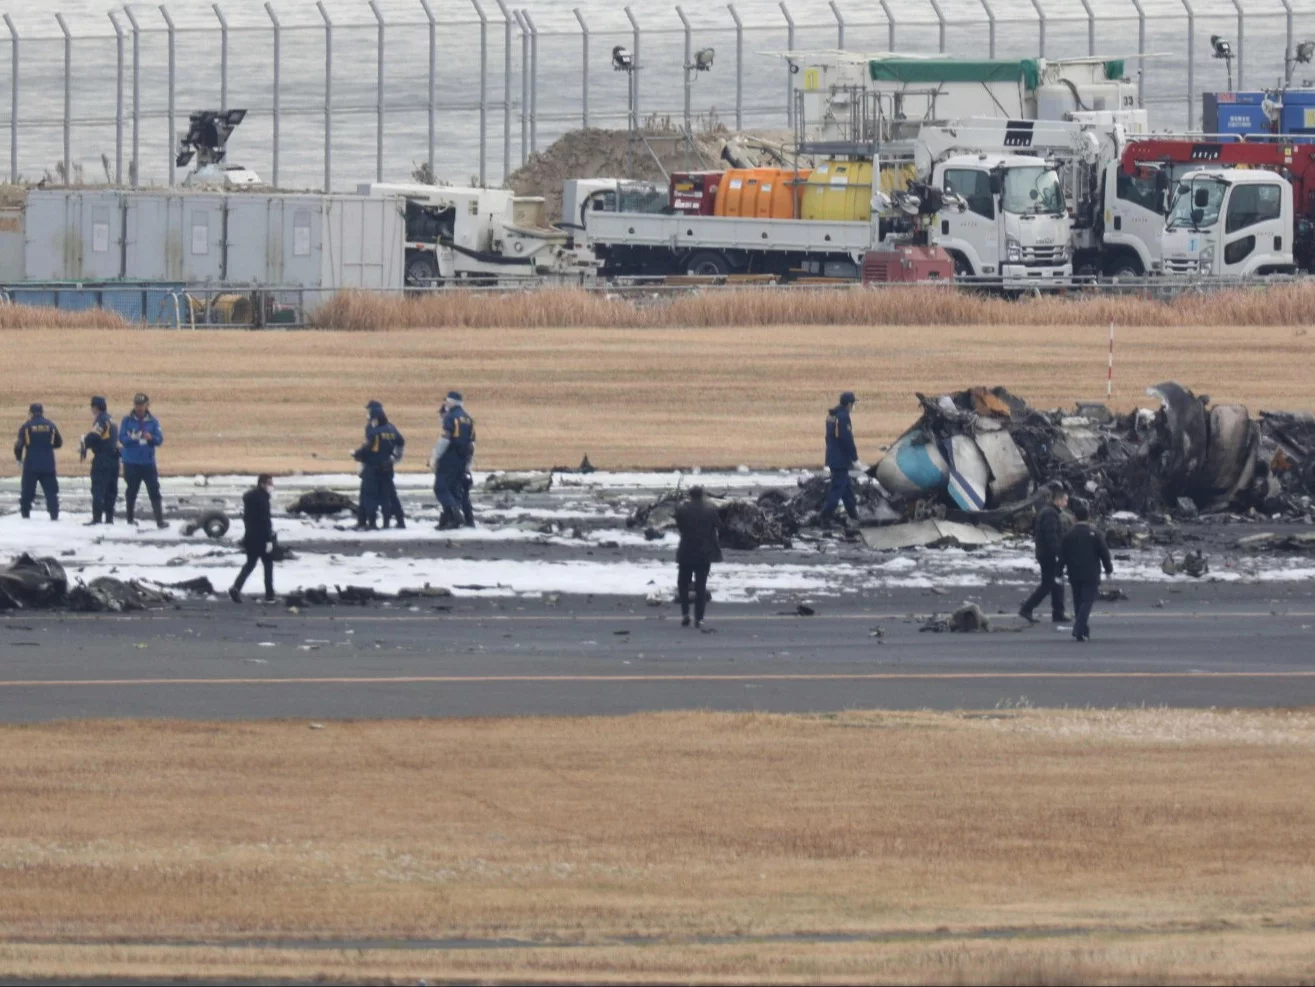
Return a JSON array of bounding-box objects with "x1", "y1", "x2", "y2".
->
[{"x1": 2, "y1": 0, "x2": 1312, "y2": 190}]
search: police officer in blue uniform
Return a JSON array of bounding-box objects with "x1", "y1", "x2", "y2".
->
[
  {"x1": 119, "y1": 392, "x2": 167, "y2": 528},
  {"x1": 14, "y1": 403, "x2": 63, "y2": 520},
  {"x1": 353, "y1": 400, "x2": 405, "y2": 531},
  {"x1": 80, "y1": 396, "x2": 120, "y2": 525},
  {"x1": 430, "y1": 391, "x2": 476, "y2": 530},
  {"x1": 819, "y1": 391, "x2": 865, "y2": 527}
]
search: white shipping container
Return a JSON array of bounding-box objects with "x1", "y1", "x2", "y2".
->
[{"x1": 23, "y1": 189, "x2": 406, "y2": 294}]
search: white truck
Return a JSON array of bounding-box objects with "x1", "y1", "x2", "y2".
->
[
  {"x1": 355, "y1": 182, "x2": 594, "y2": 284},
  {"x1": 577, "y1": 151, "x2": 1072, "y2": 287},
  {"x1": 1159, "y1": 169, "x2": 1302, "y2": 277}
]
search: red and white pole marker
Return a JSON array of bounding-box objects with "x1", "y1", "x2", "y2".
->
[{"x1": 1107, "y1": 321, "x2": 1114, "y2": 400}]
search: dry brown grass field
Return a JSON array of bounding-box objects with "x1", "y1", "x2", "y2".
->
[
  {"x1": 2, "y1": 309, "x2": 1311, "y2": 474},
  {"x1": 0, "y1": 709, "x2": 1312, "y2": 984}
]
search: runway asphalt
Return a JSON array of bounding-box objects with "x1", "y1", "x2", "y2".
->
[{"x1": 2, "y1": 579, "x2": 1313, "y2": 721}]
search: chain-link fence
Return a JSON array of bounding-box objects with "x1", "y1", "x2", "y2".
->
[{"x1": 2, "y1": 1, "x2": 1313, "y2": 193}]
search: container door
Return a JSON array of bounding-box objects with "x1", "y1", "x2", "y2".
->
[
  {"x1": 124, "y1": 194, "x2": 171, "y2": 281},
  {"x1": 224, "y1": 195, "x2": 270, "y2": 283},
  {"x1": 22, "y1": 191, "x2": 72, "y2": 280},
  {"x1": 182, "y1": 197, "x2": 225, "y2": 282},
  {"x1": 79, "y1": 192, "x2": 124, "y2": 280},
  {"x1": 280, "y1": 197, "x2": 319, "y2": 287}
]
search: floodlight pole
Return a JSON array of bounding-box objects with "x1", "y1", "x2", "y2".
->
[
  {"x1": 124, "y1": 5, "x2": 142, "y2": 188},
  {"x1": 57, "y1": 14, "x2": 71, "y2": 185},
  {"x1": 213, "y1": 3, "x2": 228, "y2": 112},
  {"x1": 3, "y1": 14, "x2": 15, "y2": 185},
  {"x1": 266, "y1": 2, "x2": 281, "y2": 187},
  {"x1": 161, "y1": 5, "x2": 176, "y2": 185}
]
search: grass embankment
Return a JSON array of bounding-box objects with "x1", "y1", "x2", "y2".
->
[
  {"x1": 1, "y1": 314, "x2": 1310, "y2": 475},
  {"x1": 1, "y1": 709, "x2": 1313, "y2": 983},
  {"x1": 311, "y1": 281, "x2": 1315, "y2": 330}
]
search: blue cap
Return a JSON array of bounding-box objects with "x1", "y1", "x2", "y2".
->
[
  {"x1": 28, "y1": 402, "x2": 42, "y2": 415},
  {"x1": 366, "y1": 399, "x2": 384, "y2": 413},
  {"x1": 446, "y1": 390, "x2": 463, "y2": 402},
  {"x1": 839, "y1": 391, "x2": 857, "y2": 405},
  {"x1": 90, "y1": 396, "x2": 107, "y2": 411}
]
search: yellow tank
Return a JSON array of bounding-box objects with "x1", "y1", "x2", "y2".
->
[{"x1": 800, "y1": 160, "x2": 918, "y2": 222}]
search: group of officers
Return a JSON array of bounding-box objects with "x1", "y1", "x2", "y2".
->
[
  {"x1": 12, "y1": 391, "x2": 479, "y2": 535},
  {"x1": 350, "y1": 391, "x2": 477, "y2": 532},
  {"x1": 14, "y1": 393, "x2": 167, "y2": 527}
]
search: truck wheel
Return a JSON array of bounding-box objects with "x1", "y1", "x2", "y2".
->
[
  {"x1": 406, "y1": 252, "x2": 439, "y2": 287},
  {"x1": 949, "y1": 252, "x2": 974, "y2": 278},
  {"x1": 1103, "y1": 256, "x2": 1143, "y2": 280},
  {"x1": 685, "y1": 251, "x2": 731, "y2": 277}
]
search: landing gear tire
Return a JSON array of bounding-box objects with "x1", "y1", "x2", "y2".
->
[
  {"x1": 685, "y1": 251, "x2": 732, "y2": 277},
  {"x1": 406, "y1": 253, "x2": 440, "y2": 288}
]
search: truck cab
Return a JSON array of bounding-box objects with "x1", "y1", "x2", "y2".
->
[
  {"x1": 1160, "y1": 169, "x2": 1294, "y2": 277},
  {"x1": 932, "y1": 153, "x2": 1073, "y2": 287}
]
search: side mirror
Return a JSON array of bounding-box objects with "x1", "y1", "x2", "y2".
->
[
  {"x1": 1154, "y1": 170, "x2": 1168, "y2": 197},
  {"x1": 1191, "y1": 208, "x2": 1205, "y2": 226},
  {"x1": 989, "y1": 171, "x2": 1002, "y2": 197},
  {"x1": 1194, "y1": 188, "x2": 1210, "y2": 208}
]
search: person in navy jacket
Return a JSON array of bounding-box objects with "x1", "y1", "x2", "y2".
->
[
  {"x1": 430, "y1": 391, "x2": 476, "y2": 530},
  {"x1": 819, "y1": 391, "x2": 864, "y2": 527},
  {"x1": 119, "y1": 392, "x2": 166, "y2": 529},
  {"x1": 80, "y1": 396, "x2": 120, "y2": 525},
  {"x1": 14, "y1": 402, "x2": 63, "y2": 520},
  {"x1": 353, "y1": 401, "x2": 405, "y2": 530}
]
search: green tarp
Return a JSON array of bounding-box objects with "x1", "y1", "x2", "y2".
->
[
  {"x1": 1104, "y1": 59, "x2": 1125, "y2": 80},
  {"x1": 868, "y1": 58, "x2": 1042, "y2": 90}
]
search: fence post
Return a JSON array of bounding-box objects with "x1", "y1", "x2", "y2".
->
[
  {"x1": 265, "y1": 2, "x2": 280, "y2": 187},
  {"x1": 979, "y1": 0, "x2": 996, "y2": 58},
  {"x1": 1181, "y1": 0, "x2": 1194, "y2": 131},
  {"x1": 928, "y1": 0, "x2": 946, "y2": 53},
  {"x1": 124, "y1": 6, "x2": 141, "y2": 188},
  {"x1": 473, "y1": 0, "x2": 489, "y2": 184},
  {"x1": 677, "y1": 6, "x2": 692, "y2": 139},
  {"x1": 110, "y1": 10, "x2": 124, "y2": 185},
  {"x1": 514, "y1": 10, "x2": 528, "y2": 165},
  {"x1": 729, "y1": 4, "x2": 743, "y2": 131},
  {"x1": 524, "y1": 9, "x2": 538, "y2": 155},
  {"x1": 829, "y1": 0, "x2": 844, "y2": 50},
  {"x1": 420, "y1": 0, "x2": 436, "y2": 181},
  {"x1": 369, "y1": 0, "x2": 384, "y2": 183},
  {"x1": 780, "y1": 1, "x2": 794, "y2": 128},
  {"x1": 317, "y1": 0, "x2": 332, "y2": 191},
  {"x1": 877, "y1": 0, "x2": 894, "y2": 51},
  {"x1": 1030, "y1": 0, "x2": 1045, "y2": 58},
  {"x1": 574, "y1": 7, "x2": 588, "y2": 128},
  {"x1": 1129, "y1": 0, "x2": 1145, "y2": 106},
  {"x1": 1077, "y1": 0, "x2": 1094, "y2": 55},
  {"x1": 161, "y1": 4, "x2": 175, "y2": 186},
  {"x1": 57, "y1": 14, "x2": 71, "y2": 186},
  {"x1": 1281, "y1": 0, "x2": 1293, "y2": 76},
  {"x1": 494, "y1": 0, "x2": 512, "y2": 182},
  {"x1": 3, "y1": 14, "x2": 15, "y2": 185},
  {"x1": 625, "y1": 6, "x2": 640, "y2": 131},
  {"x1": 213, "y1": 3, "x2": 228, "y2": 112},
  {"x1": 1231, "y1": 0, "x2": 1244, "y2": 90}
]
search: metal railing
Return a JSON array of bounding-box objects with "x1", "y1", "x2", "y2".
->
[{"x1": 0, "y1": 1, "x2": 1312, "y2": 194}]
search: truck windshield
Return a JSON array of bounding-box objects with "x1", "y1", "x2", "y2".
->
[
  {"x1": 1002, "y1": 166, "x2": 1064, "y2": 215},
  {"x1": 1167, "y1": 177, "x2": 1227, "y2": 230}
]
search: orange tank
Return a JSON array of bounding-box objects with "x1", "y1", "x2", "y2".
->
[{"x1": 713, "y1": 168, "x2": 812, "y2": 219}]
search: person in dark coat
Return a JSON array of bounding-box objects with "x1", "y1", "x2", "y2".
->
[
  {"x1": 229, "y1": 474, "x2": 277, "y2": 603},
  {"x1": 1019, "y1": 482, "x2": 1071, "y2": 624},
  {"x1": 1058, "y1": 499, "x2": 1114, "y2": 642},
  {"x1": 431, "y1": 391, "x2": 476, "y2": 530},
  {"x1": 14, "y1": 403, "x2": 63, "y2": 520},
  {"x1": 819, "y1": 391, "x2": 864, "y2": 527},
  {"x1": 80, "y1": 396, "x2": 120, "y2": 525},
  {"x1": 674, "y1": 486, "x2": 723, "y2": 629}
]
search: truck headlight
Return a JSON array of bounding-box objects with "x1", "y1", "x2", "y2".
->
[
  {"x1": 1199, "y1": 243, "x2": 1215, "y2": 269},
  {"x1": 1006, "y1": 235, "x2": 1022, "y2": 263}
]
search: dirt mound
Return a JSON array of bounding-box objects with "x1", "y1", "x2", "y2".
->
[{"x1": 509, "y1": 127, "x2": 796, "y2": 222}]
